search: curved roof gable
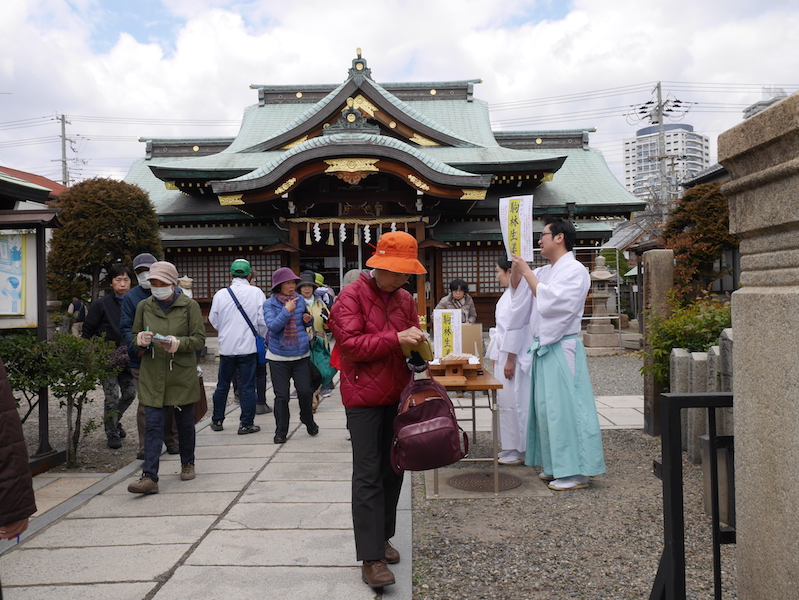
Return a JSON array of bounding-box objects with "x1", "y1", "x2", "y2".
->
[
  {"x1": 236, "y1": 56, "x2": 479, "y2": 153},
  {"x1": 212, "y1": 132, "x2": 491, "y2": 195}
]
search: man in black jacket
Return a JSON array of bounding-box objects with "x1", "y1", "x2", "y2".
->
[{"x1": 82, "y1": 263, "x2": 136, "y2": 449}]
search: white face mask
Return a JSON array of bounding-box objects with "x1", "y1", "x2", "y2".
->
[
  {"x1": 137, "y1": 273, "x2": 151, "y2": 290},
  {"x1": 151, "y1": 285, "x2": 174, "y2": 301}
]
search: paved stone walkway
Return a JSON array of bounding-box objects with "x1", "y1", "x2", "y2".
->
[{"x1": 1, "y1": 370, "x2": 642, "y2": 600}]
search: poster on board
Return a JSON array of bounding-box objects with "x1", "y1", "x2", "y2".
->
[
  {"x1": 499, "y1": 194, "x2": 535, "y2": 261},
  {"x1": 432, "y1": 309, "x2": 461, "y2": 358},
  {"x1": 0, "y1": 233, "x2": 25, "y2": 316}
]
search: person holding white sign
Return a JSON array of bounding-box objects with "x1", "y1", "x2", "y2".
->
[{"x1": 510, "y1": 219, "x2": 605, "y2": 490}]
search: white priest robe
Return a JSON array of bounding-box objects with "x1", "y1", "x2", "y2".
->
[
  {"x1": 522, "y1": 252, "x2": 606, "y2": 479},
  {"x1": 486, "y1": 284, "x2": 533, "y2": 453}
]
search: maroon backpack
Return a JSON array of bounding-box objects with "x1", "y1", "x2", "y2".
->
[{"x1": 390, "y1": 370, "x2": 468, "y2": 474}]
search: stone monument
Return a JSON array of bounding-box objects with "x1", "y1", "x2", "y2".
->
[
  {"x1": 582, "y1": 255, "x2": 620, "y2": 348},
  {"x1": 718, "y1": 91, "x2": 799, "y2": 599}
]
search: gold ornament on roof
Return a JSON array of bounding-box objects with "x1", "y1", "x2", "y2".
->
[
  {"x1": 218, "y1": 194, "x2": 245, "y2": 205},
  {"x1": 408, "y1": 174, "x2": 430, "y2": 191},
  {"x1": 165, "y1": 181, "x2": 178, "y2": 190},
  {"x1": 460, "y1": 189, "x2": 487, "y2": 200},
  {"x1": 274, "y1": 178, "x2": 297, "y2": 195},
  {"x1": 410, "y1": 133, "x2": 439, "y2": 146},
  {"x1": 324, "y1": 158, "x2": 379, "y2": 173},
  {"x1": 352, "y1": 94, "x2": 378, "y2": 117}
]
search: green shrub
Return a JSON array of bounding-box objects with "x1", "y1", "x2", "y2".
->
[
  {"x1": 640, "y1": 292, "x2": 731, "y2": 389},
  {"x1": 0, "y1": 331, "x2": 54, "y2": 423},
  {"x1": 47, "y1": 333, "x2": 116, "y2": 468}
]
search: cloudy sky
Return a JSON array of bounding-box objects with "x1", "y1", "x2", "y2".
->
[{"x1": 2, "y1": 0, "x2": 798, "y2": 186}]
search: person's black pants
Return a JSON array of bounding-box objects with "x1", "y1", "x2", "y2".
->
[
  {"x1": 269, "y1": 358, "x2": 315, "y2": 437},
  {"x1": 346, "y1": 403, "x2": 404, "y2": 561}
]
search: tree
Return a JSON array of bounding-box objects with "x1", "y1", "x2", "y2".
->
[
  {"x1": 47, "y1": 178, "x2": 162, "y2": 301},
  {"x1": 47, "y1": 333, "x2": 116, "y2": 468},
  {"x1": 660, "y1": 181, "x2": 739, "y2": 305}
]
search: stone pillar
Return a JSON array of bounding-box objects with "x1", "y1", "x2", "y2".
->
[
  {"x1": 642, "y1": 249, "x2": 674, "y2": 436},
  {"x1": 718, "y1": 329, "x2": 735, "y2": 435},
  {"x1": 718, "y1": 92, "x2": 799, "y2": 599},
  {"x1": 670, "y1": 348, "x2": 691, "y2": 450},
  {"x1": 686, "y1": 352, "x2": 708, "y2": 464}
]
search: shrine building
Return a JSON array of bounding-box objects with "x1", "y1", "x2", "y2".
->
[{"x1": 124, "y1": 51, "x2": 645, "y2": 328}]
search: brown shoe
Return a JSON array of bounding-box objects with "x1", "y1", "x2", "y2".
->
[
  {"x1": 128, "y1": 476, "x2": 158, "y2": 494},
  {"x1": 180, "y1": 464, "x2": 195, "y2": 481},
  {"x1": 361, "y1": 559, "x2": 395, "y2": 588},
  {"x1": 384, "y1": 540, "x2": 400, "y2": 564}
]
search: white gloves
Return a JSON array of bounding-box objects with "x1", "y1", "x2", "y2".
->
[
  {"x1": 162, "y1": 335, "x2": 180, "y2": 353},
  {"x1": 136, "y1": 331, "x2": 179, "y2": 353},
  {"x1": 137, "y1": 331, "x2": 153, "y2": 347}
]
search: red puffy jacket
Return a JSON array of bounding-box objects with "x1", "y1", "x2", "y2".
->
[{"x1": 328, "y1": 271, "x2": 416, "y2": 408}]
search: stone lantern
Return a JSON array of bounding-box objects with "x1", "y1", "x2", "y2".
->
[{"x1": 582, "y1": 255, "x2": 619, "y2": 348}]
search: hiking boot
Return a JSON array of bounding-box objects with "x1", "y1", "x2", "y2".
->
[
  {"x1": 384, "y1": 540, "x2": 400, "y2": 564},
  {"x1": 117, "y1": 423, "x2": 127, "y2": 438},
  {"x1": 238, "y1": 424, "x2": 261, "y2": 435},
  {"x1": 107, "y1": 434, "x2": 122, "y2": 450},
  {"x1": 256, "y1": 403, "x2": 272, "y2": 415},
  {"x1": 210, "y1": 420, "x2": 223, "y2": 431},
  {"x1": 361, "y1": 559, "x2": 395, "y2": 588},
  {"x1": 180, "y1": 464, "x2": 195, "y2": 481},
  {"x1": 167, "y1": 446, "x2": 180, "y2": 455},
  {"x1": 128, "y1": 476, "x2": 158, "y2": 494}
]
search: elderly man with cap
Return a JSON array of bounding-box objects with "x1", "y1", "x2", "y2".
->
[
  {"x1": 128, "y1": 261, "x2": 205, "y2": 494},
  {"x1": 208, "y1": 259, "x2": 267, "y2": 435},
  {"x1": 120, "y1": 252, "x2": 179, "y2": 460},
  {"x1": 327, "y1": 231, "x2": 427, "y2": 589}
]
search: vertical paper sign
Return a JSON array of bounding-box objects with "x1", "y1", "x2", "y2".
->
[
  {"x1": 499, "y1": 195, "x2": 535, "y2": 261},
  {"x1": 0, "y1": 233, "x2": 25, "y2": 316},
  {"x1": 433, "y1": 309, "x2": 462, "y2": 358}
]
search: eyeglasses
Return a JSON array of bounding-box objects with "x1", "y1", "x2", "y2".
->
[{"x1": 540, "y1": 232, "x2": 556, "y2": 238}]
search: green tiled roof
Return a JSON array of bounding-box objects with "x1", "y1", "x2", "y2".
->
[{"x1": 221, "y1": 132, "x2": 487, "y2": 187}]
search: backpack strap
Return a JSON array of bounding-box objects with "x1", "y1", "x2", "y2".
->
[{"x1": 227, "y1": 288, "x2": 259, "y2": 339}]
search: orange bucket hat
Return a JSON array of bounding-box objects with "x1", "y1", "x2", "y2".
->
[{"x1": 365, "y1": 231, "x2": 426, "y2": 274}]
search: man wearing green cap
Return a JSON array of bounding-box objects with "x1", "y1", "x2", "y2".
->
[{"x1": 208, "y1": 259, "x2": 267, "y2": 434}]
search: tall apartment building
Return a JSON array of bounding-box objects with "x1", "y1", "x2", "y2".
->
[{"x1": 623, "y1": 123, "x2": 710, "y2": 201}]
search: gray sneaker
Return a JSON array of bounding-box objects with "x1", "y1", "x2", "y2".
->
[{"x1": 128, "y1": 476, "x2": 158, "y2": 494}]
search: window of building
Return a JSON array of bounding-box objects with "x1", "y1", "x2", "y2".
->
[{"x1": 173, "y1": 253, "x2": 283, "y2": 300}]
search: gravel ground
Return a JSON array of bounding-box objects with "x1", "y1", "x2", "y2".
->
[
  {"x1": 412, "y1": 351, "x2": 738, "y2": 600},
  {"x1": 20, "y1": 350, "x2": 737, "y2": 599},
  {"x1": 20, "y1": 357, "x2": 218, "y2": 473}
]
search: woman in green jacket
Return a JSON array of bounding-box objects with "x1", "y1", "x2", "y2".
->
[{"x1": 128, "y1": 261, "x2": 206, "y2": 494}]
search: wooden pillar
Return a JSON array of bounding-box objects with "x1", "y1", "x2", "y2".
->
[
  {"x1": 288, "y1": 222, "x2": 300, "y2": 273},
  {"x1": 414, "y1": 221, "x2": 426, "y2": 327}
]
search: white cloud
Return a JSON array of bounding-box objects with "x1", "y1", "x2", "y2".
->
[{"x1": 1, "y1": 0, "x2": 798, "y2": 183}]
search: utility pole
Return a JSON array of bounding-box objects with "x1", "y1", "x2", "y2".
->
[
  {"x1": 629, "y1": 83, "x2": 692, "y2": 223},
  {"x1": 59, "y1": 114, "x2": 69, "y2": 187},
  {"x1": 654, "y1": 82, "x2": 668, "y2": 223}
]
